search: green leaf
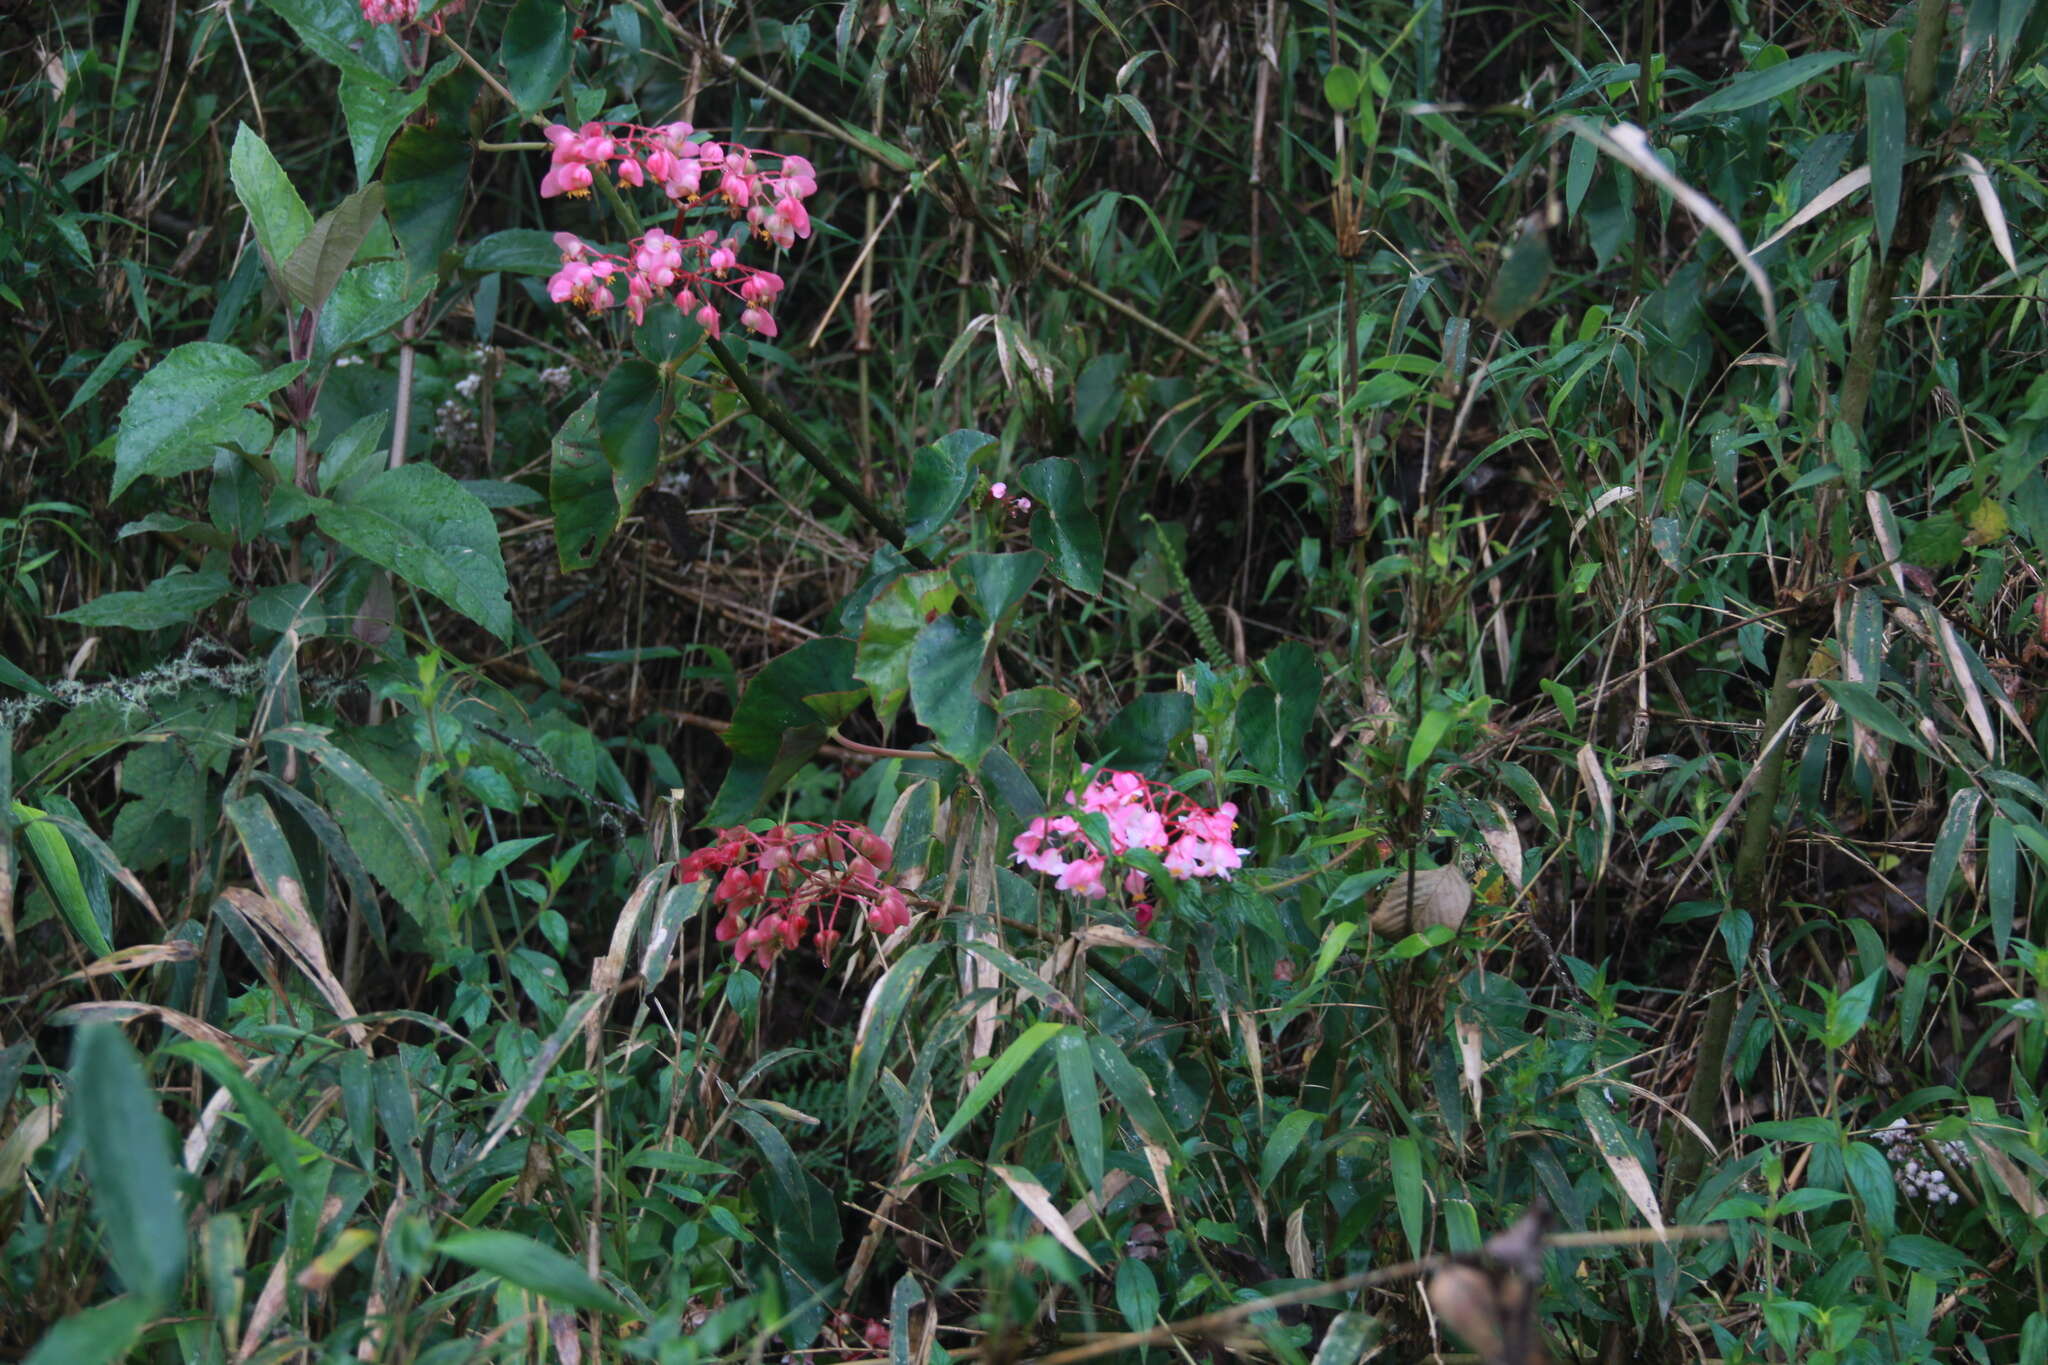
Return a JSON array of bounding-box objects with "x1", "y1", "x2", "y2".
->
[
  {"x1": 903, "y1": 429, "x2": 996, "y2": 547},
  {"x1": 466, "y1": 229, "x2": 566, "y2": 276},
  {"x1": 260, "y1": 0, "x2": 395, "y2": 84},
  {"x1": 14, "y1": 802, "x2": 108, "y2": 956},
  {"x1": 54, "y1": 567, "x2": 232, "y2": 631},
  {"x1": 0, "y1": 651, "x2": 55, "y2": 698},
  {"x1": 1323, "y1": 65, "x2": 1363, "y2": 111},
  {"x1": 1844, "y1": 1140, "x2": 1896, "y2": 1236},
  {"x1": 1020, "y1": 458, "x2": 1104, "y2": 594},
  {"x1": 1087, "y1": 1034, "x2": 1177, "y2": 1152},
  {"x1": 1099, "y1": 692, "x2": 1192, "y2": 773},
  {"x1": 315, "y1": 261, "x2": 435, "y2": 360},
  {"x1": 384, "y1": 124, "x2": 470, "y2": 283},
  {"x1": 1115, "y1": 1258, "x2": 1160, "y2": 1332},
  {"x1": 230, "y1": 124, "x2": 313, "y2": 279},
  {"x1": 909, "y1": 616, "x2": 998, "y2": 770},
  {"x1": 1053, "y1": 1031, "x2": 1105, "y2": 1191},
  {"x1": 1389, "y1": 1135, "x2": 1426, "y2": 1256},
  {"x1": 1260, "y1": 1108, "x2": 1324, "y2": 1187},
  {"x1": 71, "y1": 1024, "x2": 186, "y2": 1303},
  {"x1": 1404, "y1": 708, "x2": 1452, "y2": 779},
  {"x1": 1823, "y1": 970, "x2": 1882, "y2": 1049},
  {"x1": 707, "y1": 638, "x2": 860, "y2": 824},
  {"x1": 435, "y1": 1229, "x2": 628, "y2": 1314},
  {"x1": 596, "y1": 359, "x2": 663, "y2": 518},
  {"x1": 62, "y1": 340, "x2": 149, "y2": 420},
  {"x1": 23, "y1": 1295, "x2": 154, "y2": 1365},
  {"x1": 110, "y1": 344, "x2": 302, "y2": 498},
  {"x1": 927, "y1": 1021, "x2": 1065, "y2": 1157},
  {"x1": 548, "y1": 396, "x2": 613, "y2": 570},
  {"x1": 1074, "y1": 354, "x2": 1127, "y2": 444},
  {"x1": 855, "y1": 572, "x2": 958, "y2": 731},
  {"x1": 1886, "y1": 1233, "x2": 1973, "y2": 1276},
  {"x1": 848, "y1": 941, "x2": 947, "y2": 1120},
  {"x1": 1484, "y1": 229, "x2": 1552, "y2": 329},
  {"x1": 172, "y1": 1043, "x2": 318, "y2": 1199},
  {"x1": 1310, "y1": 1311, "x2": 1383, "y2": 1365},
  {"x1": 1989, "y1": 815, "x2": 2016, "y2": 957},
  {"x1": 283, "y1": 183, "x2": 386, "y2": 312},
  {"x1": 1676, "y1": 51, "x2": 1853, "y2": 119},
  {"x1": 1818, "y1": 682, "x2": 1935, "y2": 757},
  {"x1": 341, "y1": 65, "x2": 443, "y2": 183},
  {"x1": 1866, "y1": 73, "x2": 1905, "y2": 255},
  {"x1": 952, "y1": 551, "x2": 1044, "y2": 630},
  {"x1": 314, "y1": 465, "x2": 512, "y2": 639},
  {"x1": 501, "y1": 0, "x2": 573, "y2": 114}
]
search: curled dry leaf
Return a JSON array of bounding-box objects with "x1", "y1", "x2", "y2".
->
[{"x1": 1370, "y1": 864, "x2": 1473, "y2": 936}]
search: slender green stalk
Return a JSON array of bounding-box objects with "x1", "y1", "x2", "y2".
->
[
  {"x1": 1664, "y1": 618, "x2": 1814, "y2": 1200},
  {"x1": 704, "y1": 337, "x2": 932, "y2": 569}
]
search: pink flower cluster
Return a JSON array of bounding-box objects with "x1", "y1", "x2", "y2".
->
[
  {"x1": 987, "y1": 482, "x2": 1034, "y2": 518},
  {"x1": 540, "y1": 122, "x2": 817, "y2": 247},
  {"x1": 681, "y1": 821, "x2": 909, "y2": 971},
  {"x1": 358, "y1": 0, "x2": 460, "y2": 30},
  {"x1": 539, "y1": 120, "x2": 818, "y2": 338},
  {"x1": 1012, "y1": 770, "x2": 1248, "y2": 922},
  {"x1": 548, "y1": 230, "x2": 786, "y2": 335}
]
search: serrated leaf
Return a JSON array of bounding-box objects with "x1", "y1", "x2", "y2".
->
[
  {"x1": 314, "y1": 465, "x2": 511, "y2": 638},
  {"x1": 230, "y1": 124, "x2": 313, "y2": 278},
  {"x1": 341, "y1": 65, "x2": 442, "y2": 183},
  {"x1": 54, "y1": 567, "x2": 232, "y2": 631},
  {"x1": 110, "y1": 344, "x2": 303, "y2": 498},
  {"x1": 855, "y1": 571, "x2": 958, "y2": 731},
  {"x1": 260, "y1": 0, "x2": 396, "y2": 84},
  {"x1": 315, "y1": 261, "x2": 434, "y2": 360}
]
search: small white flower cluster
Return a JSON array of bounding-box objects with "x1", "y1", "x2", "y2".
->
[
  {"x1": 1874, "y1": 1118, "x2": 1969, "y2": 1205},
  {"x1": 538, "y1": 365, "x2": 574, "y2": 399}
]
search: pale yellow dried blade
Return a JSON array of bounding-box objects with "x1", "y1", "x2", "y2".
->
[
  {"x1": 1957, "y1": 152, "x2": 2020, "y2": 275},
  {"x1": 991, "y1": 1162, "x2": 1101, "y2": 1270}
]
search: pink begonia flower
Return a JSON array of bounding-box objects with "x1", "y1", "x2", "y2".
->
[
  {"x1": 1013, "y1": 769, "x2": 1249, "y2": 924},
  {"x1": 1134, "y1": 902, "x2": 1156, "y2": 931},
  {"x1": 1011, "y1": 497, "x2": 1033, "y2": 516},
  {"x1": 1055, "y1": 856, "x2": 1109, "y2": 899},
  {"x1": 990, "y1": 482, "x2": 1008, "y2": 500},
  {"x1": 539, "y1": 124, "x2": 819, "y2": 337}
]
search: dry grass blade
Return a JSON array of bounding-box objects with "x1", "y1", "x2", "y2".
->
[
  {"x1": 991, "y1": 1163, "x2": 1101, "y2": 1270},
  {"x1": 218, "y1": 887, "x2": 369, "y2": 1048},
  {"x1": 55, "y1": 1001, "x2": 250, "y2": 1066},
  {"x1": 1748, "y1": 165, "x2": 1871, "y2": 258},
  {"x1": 1577, "y1": 121, "x2": 1778, "y2": 347},
  {"x1": 1955, "y1": 152, "x2": 2020, "y2": 275}
]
